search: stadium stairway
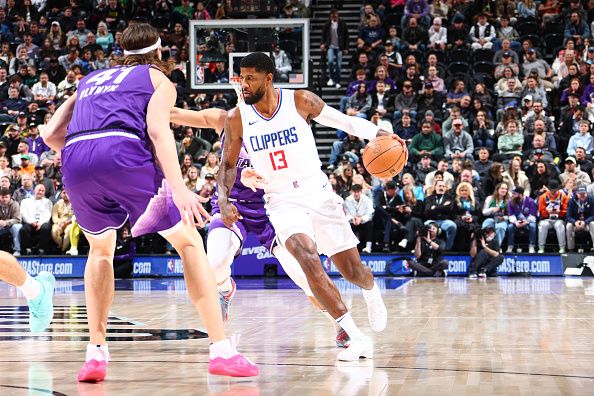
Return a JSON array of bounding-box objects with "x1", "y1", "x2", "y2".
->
[{"x1": 310, "y1": 0, "x2": 361, "y2": 165}]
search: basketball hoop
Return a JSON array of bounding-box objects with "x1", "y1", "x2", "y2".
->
[{"x1": 230, "y1": 76, "x2": 243, "y2": 103}]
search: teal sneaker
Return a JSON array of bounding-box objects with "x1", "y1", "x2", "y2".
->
[{"x1": 27, "y1": 271, "x2": 55, "y2": 333}]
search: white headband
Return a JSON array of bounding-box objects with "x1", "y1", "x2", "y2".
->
[{"x1": 123, "y1": 37, "x2": 161, "y2": 56}]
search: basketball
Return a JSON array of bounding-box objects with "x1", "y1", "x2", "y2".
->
[{"x1": 362, "y1": 136, "x2": 408, "y2": 179}]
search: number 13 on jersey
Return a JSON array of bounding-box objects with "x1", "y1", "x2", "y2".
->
[{"x1": 269, "y1": 150, "x2": 288, "y2": 171}]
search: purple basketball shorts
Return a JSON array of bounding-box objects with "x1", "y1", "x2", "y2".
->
[
  {"x1": 210, "y1": 201, "x2": 276, "y2": 256},
  {"x1": 61, "y1": 134, "x2": 181, "y2": 237}
]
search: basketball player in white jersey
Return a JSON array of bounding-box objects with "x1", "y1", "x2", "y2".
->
[
  {"x1": 171, "y1": 107, "x2": 350, "y2": 347},
  {"x1": 219, "y1": 53, "x2": 402, "y2": 361},
  {"x1": 0, "y1": 252, "x2": 54, "y2": 332}
]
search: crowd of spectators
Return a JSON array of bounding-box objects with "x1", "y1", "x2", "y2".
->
[
  {"x1": 2, "y1": 0, "x2": 594, "y2": 265},
  {"x1": 0, "y1": 0, "x2": 263, "y2": 256},
  {"x1": 327, "y1": 0, "x2": 594, "y2": 259},
  {"x1": 0, "y1": 0, "x2": 316, "y2": 256}
]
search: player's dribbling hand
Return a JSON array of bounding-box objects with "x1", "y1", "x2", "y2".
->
[
  {"x1": 172, "y1": 187, "x2": 211, "y2": 228},
  {"x1": 220, "y1": 202, "x2": 243, "y2": 228},
  {"x1": 376, "y1": 129, "x2": 406, "y2": 146},
  {"x1": 240, "y1": 168, "x2": 268, "y2": 192}
]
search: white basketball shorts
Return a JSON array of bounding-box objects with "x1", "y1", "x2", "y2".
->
[{"x1": 265, "y1": 186, "x2": 359, "y2": 257}]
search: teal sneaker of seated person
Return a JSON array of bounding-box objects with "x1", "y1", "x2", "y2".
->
[{"x1": 27, "y1": 271, "x2": 55, "y2": 333}]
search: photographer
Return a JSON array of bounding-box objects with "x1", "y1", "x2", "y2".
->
[
  {"x1": 373, "y1": 180, "x2": 407, "y2": 252},
  {"x1": 406, "y1": 223, "x2": 448, "y2": 277},
  {"x1": 468, "y1": 226, "x2": 503, "y2": 279}
]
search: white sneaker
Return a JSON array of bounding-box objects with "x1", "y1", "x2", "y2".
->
[
  {"x1": 529, "y1": 245, "x2": 535, "y2": 253},
  {"x1": 335, "y1": 83, "x2": 341, "y2": 88},
  {"x1": 538, "y1": 247, "x2": 545, "y2": 254},
  {"x1": 362, "y1": 247, "x2": 371, "y2": 254},
  {"x1": 362, "y1": 282, "x2": 387, "y2": 332},
  {"x1": 559, "y1": 247, "x2": 566, "y2": 254},
  {"x1": 516, "y1": 247, "x2": 523, "y2": 253},
  {"x1": 336, "y1": 336, "x2": 373, "y2": 361},
  {"x1": 398, "y1": 239, "x2": 408, "y2": 248},
  {"x1": 506, "y1": 246, "x2": 513, "y2": 253},
  {"x1": 66, "y1": 248, "x2": 78, "y2": 256},
  {"x1": 327, "y1": 79, "x2": 334, "y2": 87}
]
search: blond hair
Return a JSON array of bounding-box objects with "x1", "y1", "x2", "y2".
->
[{"x1": 455, "y1": 182, "x2": 475, "y2": 207}]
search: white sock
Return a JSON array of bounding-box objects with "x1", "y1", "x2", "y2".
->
[
  {"x1": 362, "y1": 282, "x2": 379, "y2": 299},
  {"x1": 209, "y1": 338, "x2": 238, "y2": 360},
  {"x1": 336, "y1": 312, "x2": 364, "y2": 340},
  {"x1": 19, "y1": 275, "x2": 41, "y2": 301},
  {"x1": 365, "y1": 242, "x2": 372, "y2": 250},
  {"x1": 218, "y1": 278, "x2": 233, "y2": 295},
  {"x1": 86, "y1": 344, "x2": 109, "y2": 362},
  {"x1": 322, "y1": 310, "x2": 342, "y2": 332}
]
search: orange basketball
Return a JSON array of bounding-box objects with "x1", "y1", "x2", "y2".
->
[{"x1": 362, "y1": 136, "x2": 408, "y2": 179}]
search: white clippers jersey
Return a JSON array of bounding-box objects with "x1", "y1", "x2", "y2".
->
[{"x1": 238, "y1": 89, "x2": 325, "y2": 196}]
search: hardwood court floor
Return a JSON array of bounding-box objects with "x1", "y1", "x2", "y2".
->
[{"x1": 0, "y1": 277, "x2": 594, "y2": 395}]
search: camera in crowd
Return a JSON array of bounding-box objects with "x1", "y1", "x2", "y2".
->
[
  {"x1": 418, "y1": 224, "x2": 431, "y2": 238},
  {"x1": 474, "y1": 226, "x2": 495, "y2": 242}
]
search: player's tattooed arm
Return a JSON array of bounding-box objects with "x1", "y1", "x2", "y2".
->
[
  {"x1": 218, "y1": 108, "x2": 244, "y2": 227},
  {"x1": 294, "y1": 90, "x2": 326, "y2": 123}
]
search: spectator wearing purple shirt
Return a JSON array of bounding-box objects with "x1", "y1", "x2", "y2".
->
[
  {"x1": 581, "y1": 73, "x2": 594, "y2": 108},
  {"x1": 25, "y1": 124, "x2": 49, "y2": 159},
  {"x1": 340, "y1": 69, "x2": 368, "y2": 113},
  {"x1": 506, "y1": 187, "x2": 538, "y2": 253},
  {"x1": 367, "y1": 65, "x2": 396, "y2": 93}
]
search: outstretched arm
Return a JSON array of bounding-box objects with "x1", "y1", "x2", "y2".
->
[
  {"x1": 170, "y1": 107, "x2": 226, "y2": 135},
  {"x1": 294, "y1": 89, "x2": 404, "y2": 144},
  {"x1": 217, "y1": 107, "x2": 244, "y2": 227},
  {"x1": 40, "y1": 94, "x2": 77, "y2": 151}
]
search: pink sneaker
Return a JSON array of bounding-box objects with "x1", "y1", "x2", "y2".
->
[
  {"x1": 208, "y1": 354, "x2": 259, "y2": 377},
  {"x1": 77, "y1": 359, "x2": 108, "y2": 382},
  {"x1": 208, "y1": 334, "x2": 259, "y2": 377}
]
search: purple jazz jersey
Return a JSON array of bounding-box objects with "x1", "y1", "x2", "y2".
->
[
  {"x1": 62, "y1": 64, "x2": 181, "y2": 236},
  {"x1": 67, "y1": 64, "x2": 153, "y2": 142},
  {"x1": 210, "y1": 136, "x2": 275, "y2": 255}
]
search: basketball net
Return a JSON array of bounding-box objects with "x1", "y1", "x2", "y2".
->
[{"x1": 230, "y1": 76, "x2": 243, "y2": 103}]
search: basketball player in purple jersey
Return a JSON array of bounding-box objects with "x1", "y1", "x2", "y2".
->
[
  {"x1": 220, "y1": 53, "x2": 404, "y2": 361},
  {"x1": 41, "y1": 24, "x2": 258, "y2": 382},
  {"x1": 0, "y1": 252, "x2": 54, "y2": 332},
  {"x1": 170, "y1": 107, "x2": 350, "y2": 347}
]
